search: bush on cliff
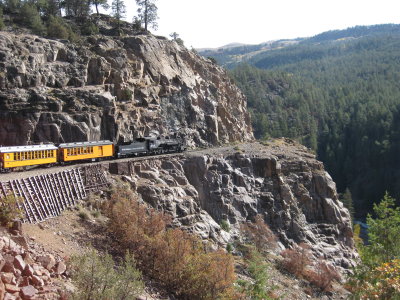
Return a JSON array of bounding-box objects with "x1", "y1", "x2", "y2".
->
[
  {"x1": 236, "y1": 249, "x2": 276, "y2": 300},
  {"x1": 0, "y1": 193, "x2": 23, "y2": 227},
  {"x1": 69, "y1": 250, "x2": 143, "y2": 300},
  {"x1": 47, "y1": 16, "x2": 69, "y2": 39},
  {"x1": 240, "y1": 214, "x2": 278, "y2": 253},
  {"x1": 106, "y1": 188, "x2": 236, "y2": 299}
]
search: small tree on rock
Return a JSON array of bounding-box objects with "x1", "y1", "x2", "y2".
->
[
  {"x1": 90, "y1": 0, "x2": 109, "y2": 16},
  {"x1": 112, "y1": 0, "x2": 126, "y2": 31},
  {"x1": 170, "y1": 32, "x2": 184, "y2": 46},
  {"x1": 135, "y1": 0, "x2": 158, "y2": 31}
]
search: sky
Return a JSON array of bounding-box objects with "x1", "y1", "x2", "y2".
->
[{"x1": 112, "y1": 0, "x2": 400, "y2": 49}]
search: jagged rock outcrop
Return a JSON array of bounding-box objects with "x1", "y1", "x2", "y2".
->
[
  {"x1": 0, "y1": 30, "x2": 253, "y2": 147},
  {"x1": 109, "y1": 140, "x2": 357, "y2": 273}
]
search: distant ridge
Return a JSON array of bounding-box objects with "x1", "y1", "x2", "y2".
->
[
  {"x1": 197, "y1": 42, "x2": 249, "y2": 52},
  {"x1": 199, "y1": 23, "x2": 400, "y2": 68}
]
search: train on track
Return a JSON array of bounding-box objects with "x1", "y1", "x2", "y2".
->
[{"x1": 0, "y1": 135, "x2": 186, "y2": 172}]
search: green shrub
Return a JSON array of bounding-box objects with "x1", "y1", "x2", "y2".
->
[
  {"x1": 207, "y1": 56, "x2": 218, "y2": 64},
  {"x1": 236, "y1": 249, "x2": 275, "y2": 300},
  {"x1": 47, "y1": 16, "x2": 69, "y2": 39},
  {"x1": 78, "y1": 210, "x2": 89, "y2": 221},
  {"x1": 220, "y1": 219, "x2": 230, "y2": 232},
  {"x1": 81, "y1": 20, "x2": 99, "y2": 36},
  {"x1": 69, "y1": 250, "x2": 143, "y2": 300},
  {"x1": 0, "y1": 8, "x2": 5, "y2": 30},
  {"x1": 46, "y1": 16, "x2": 79, "y2": 42},
  {"x1": 91, "y1": 210, "x2": 100, "y2": 218},
  {"x1": 121, "y1": 88, "x2": 133, "y2": 101},
  {"x1": 0, "y1": 194, "x2": 23, "y2": 227}
]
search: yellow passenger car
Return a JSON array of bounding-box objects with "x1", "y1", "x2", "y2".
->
[
  {"x1": 58, "y1": 141, "x2": 114, "y2": 162},
  {"x1": 0, "y1": 144, "x2": 58, "y2": 170}
]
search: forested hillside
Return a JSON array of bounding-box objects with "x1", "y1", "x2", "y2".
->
[{"x1": 226, "y1": 25, "x2": 400, "y2": 217}]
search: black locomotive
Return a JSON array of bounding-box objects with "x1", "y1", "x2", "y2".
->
[{"x1": 116, "y1": 136, "x2": 186, "y2": 158}]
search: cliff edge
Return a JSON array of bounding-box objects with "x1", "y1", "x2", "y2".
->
[
  {"x1": 109, "y1": 140, "x2": 357, "y2": 273},
  {"x1": 0, "y1": 30, "x2": 253, "y2": 147}
]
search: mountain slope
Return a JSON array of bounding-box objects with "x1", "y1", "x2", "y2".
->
[{"x1": 223, "y1": 24, "x2": 400, "y2": 217}]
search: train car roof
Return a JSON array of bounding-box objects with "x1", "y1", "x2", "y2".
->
[
  {"x1": 0, "y1": 144, "x2": 58, "y2": 153},
  {"x1": 58, "y1": 140, "x2": 113, "y2": 148}
]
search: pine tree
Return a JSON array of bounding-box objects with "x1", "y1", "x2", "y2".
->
[
  {"x1": 135, "y1": 0, "x2": 158, "y2": 31},
  {"x1": 44, "y1": 0, "x2": 62, "y2": 18},
  {"x1": 111, "y1": 0, "x2": 125, "y2": 31},
  {"x1": 364, "y1": 192, "x2": 400, "y2": 265},
  {"x1": 340, "y1": 187, "x2": 354, "y2": 221},
  {"x1": 20, "y1": 2, "x2": 46, "y2": 35},
  {"x1": 3, "y1": 0, "x2": 21, "y2": 14},
  {"x1": 63, "y1": 0, "x2": 90, "y2": 17},
  {"x1": 90, "y1": 0, "x2": 108, "y2": 16},
  {"x1": 0, "y1": 7, "x2": 5, "y2": 30}
]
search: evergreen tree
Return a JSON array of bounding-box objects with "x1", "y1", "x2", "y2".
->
[
  {"x1": 30, "y1": 0, "x2": 48, "y2": 15},
  {"x1": 111, "y1": 0, "x2": 125, "y2": 30},
  {"x1": 3, "y1": 0, "x2": 20, "y2": 14},
  {"x1": 0, "y1": 7, "x2": 5, "y2": 30},
  {"x1": 44, "y1": 0, "x2": 62, "y2": 18},
  {"x1": 135, "y1": 0, "x2": 158, "y2": 31},
  {"x1": 170, "y1": 32, "x2": 184, "y2": 46},
  {"x1": 63, "y1": 0, "x2": 90, "y2": 17},
  {"x1": 340, "y1": 188, "x2": 354, "y2": 221},
  {"x1": 20, "y1": 2, "x2": 46, "y2": 35},
  {"x1": 90, "y1": 0, "x2": 108, "y2": 16},
  {"x1": 363, "y1": 192, "x2": 400, "y2": 265}
]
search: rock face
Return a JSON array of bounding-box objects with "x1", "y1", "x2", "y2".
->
[
  {"x1": 0, "y1": 30, "x2": 253, "y2": 147},
  {"x1": 109, "y1": 140, "x2": 357, "y2": 273}
]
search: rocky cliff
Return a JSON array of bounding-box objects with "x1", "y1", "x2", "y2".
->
[
  {"x1": 0, "y1": 29, "x2": 253, "y2": 147},
  {"x1": 108, "y1": 140, "x2": 357, "y2": 273}
]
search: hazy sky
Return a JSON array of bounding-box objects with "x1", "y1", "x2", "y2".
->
[{"x1": 115, "y1": 0, "x2": 400, "y2": 48}]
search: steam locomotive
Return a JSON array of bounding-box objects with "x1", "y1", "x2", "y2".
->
[{"x1": 0, "y1": 135, "x2": 186, "y2": 172}]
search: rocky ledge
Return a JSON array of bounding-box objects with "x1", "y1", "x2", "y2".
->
[
  {"x1": 108, "y1": 140, "x2": 357, "y2": 273},
  {"x1": 0, "y1": 30, "x2": 253, "y2": 147}
]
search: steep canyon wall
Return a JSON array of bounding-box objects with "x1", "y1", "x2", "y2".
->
[
  {"x1": 108, "y1": 141, "x2": 357, "y2": 273},
  {"x1": 0, "y1": 31, "x2": 253, "y2": 147}
]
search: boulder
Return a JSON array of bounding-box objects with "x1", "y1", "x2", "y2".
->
[
  {"x1": 31, "y1": 275, "x2": 44, "y2": 287},
  {"x1": 20, "y1": 285, "x2": 38, "y2": 300},
  {"x1": 0, "y1": 281, "x2": 4, "y2": 300},
  {"x1": 55, "y1": 261, "x2": 66, "y2": 275},
  {"x1": 37, "y1": 254, "x2": 56, "y2": 271},
  {"x1": 1, "y1": 273, "x2": 15, "y2": 284},
  {"x1": 13, "y1": 255, "x2": 26, "y2": 271},
  {"x1": 4, "y1": 283, "x2": 19, "y2": 293}
]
